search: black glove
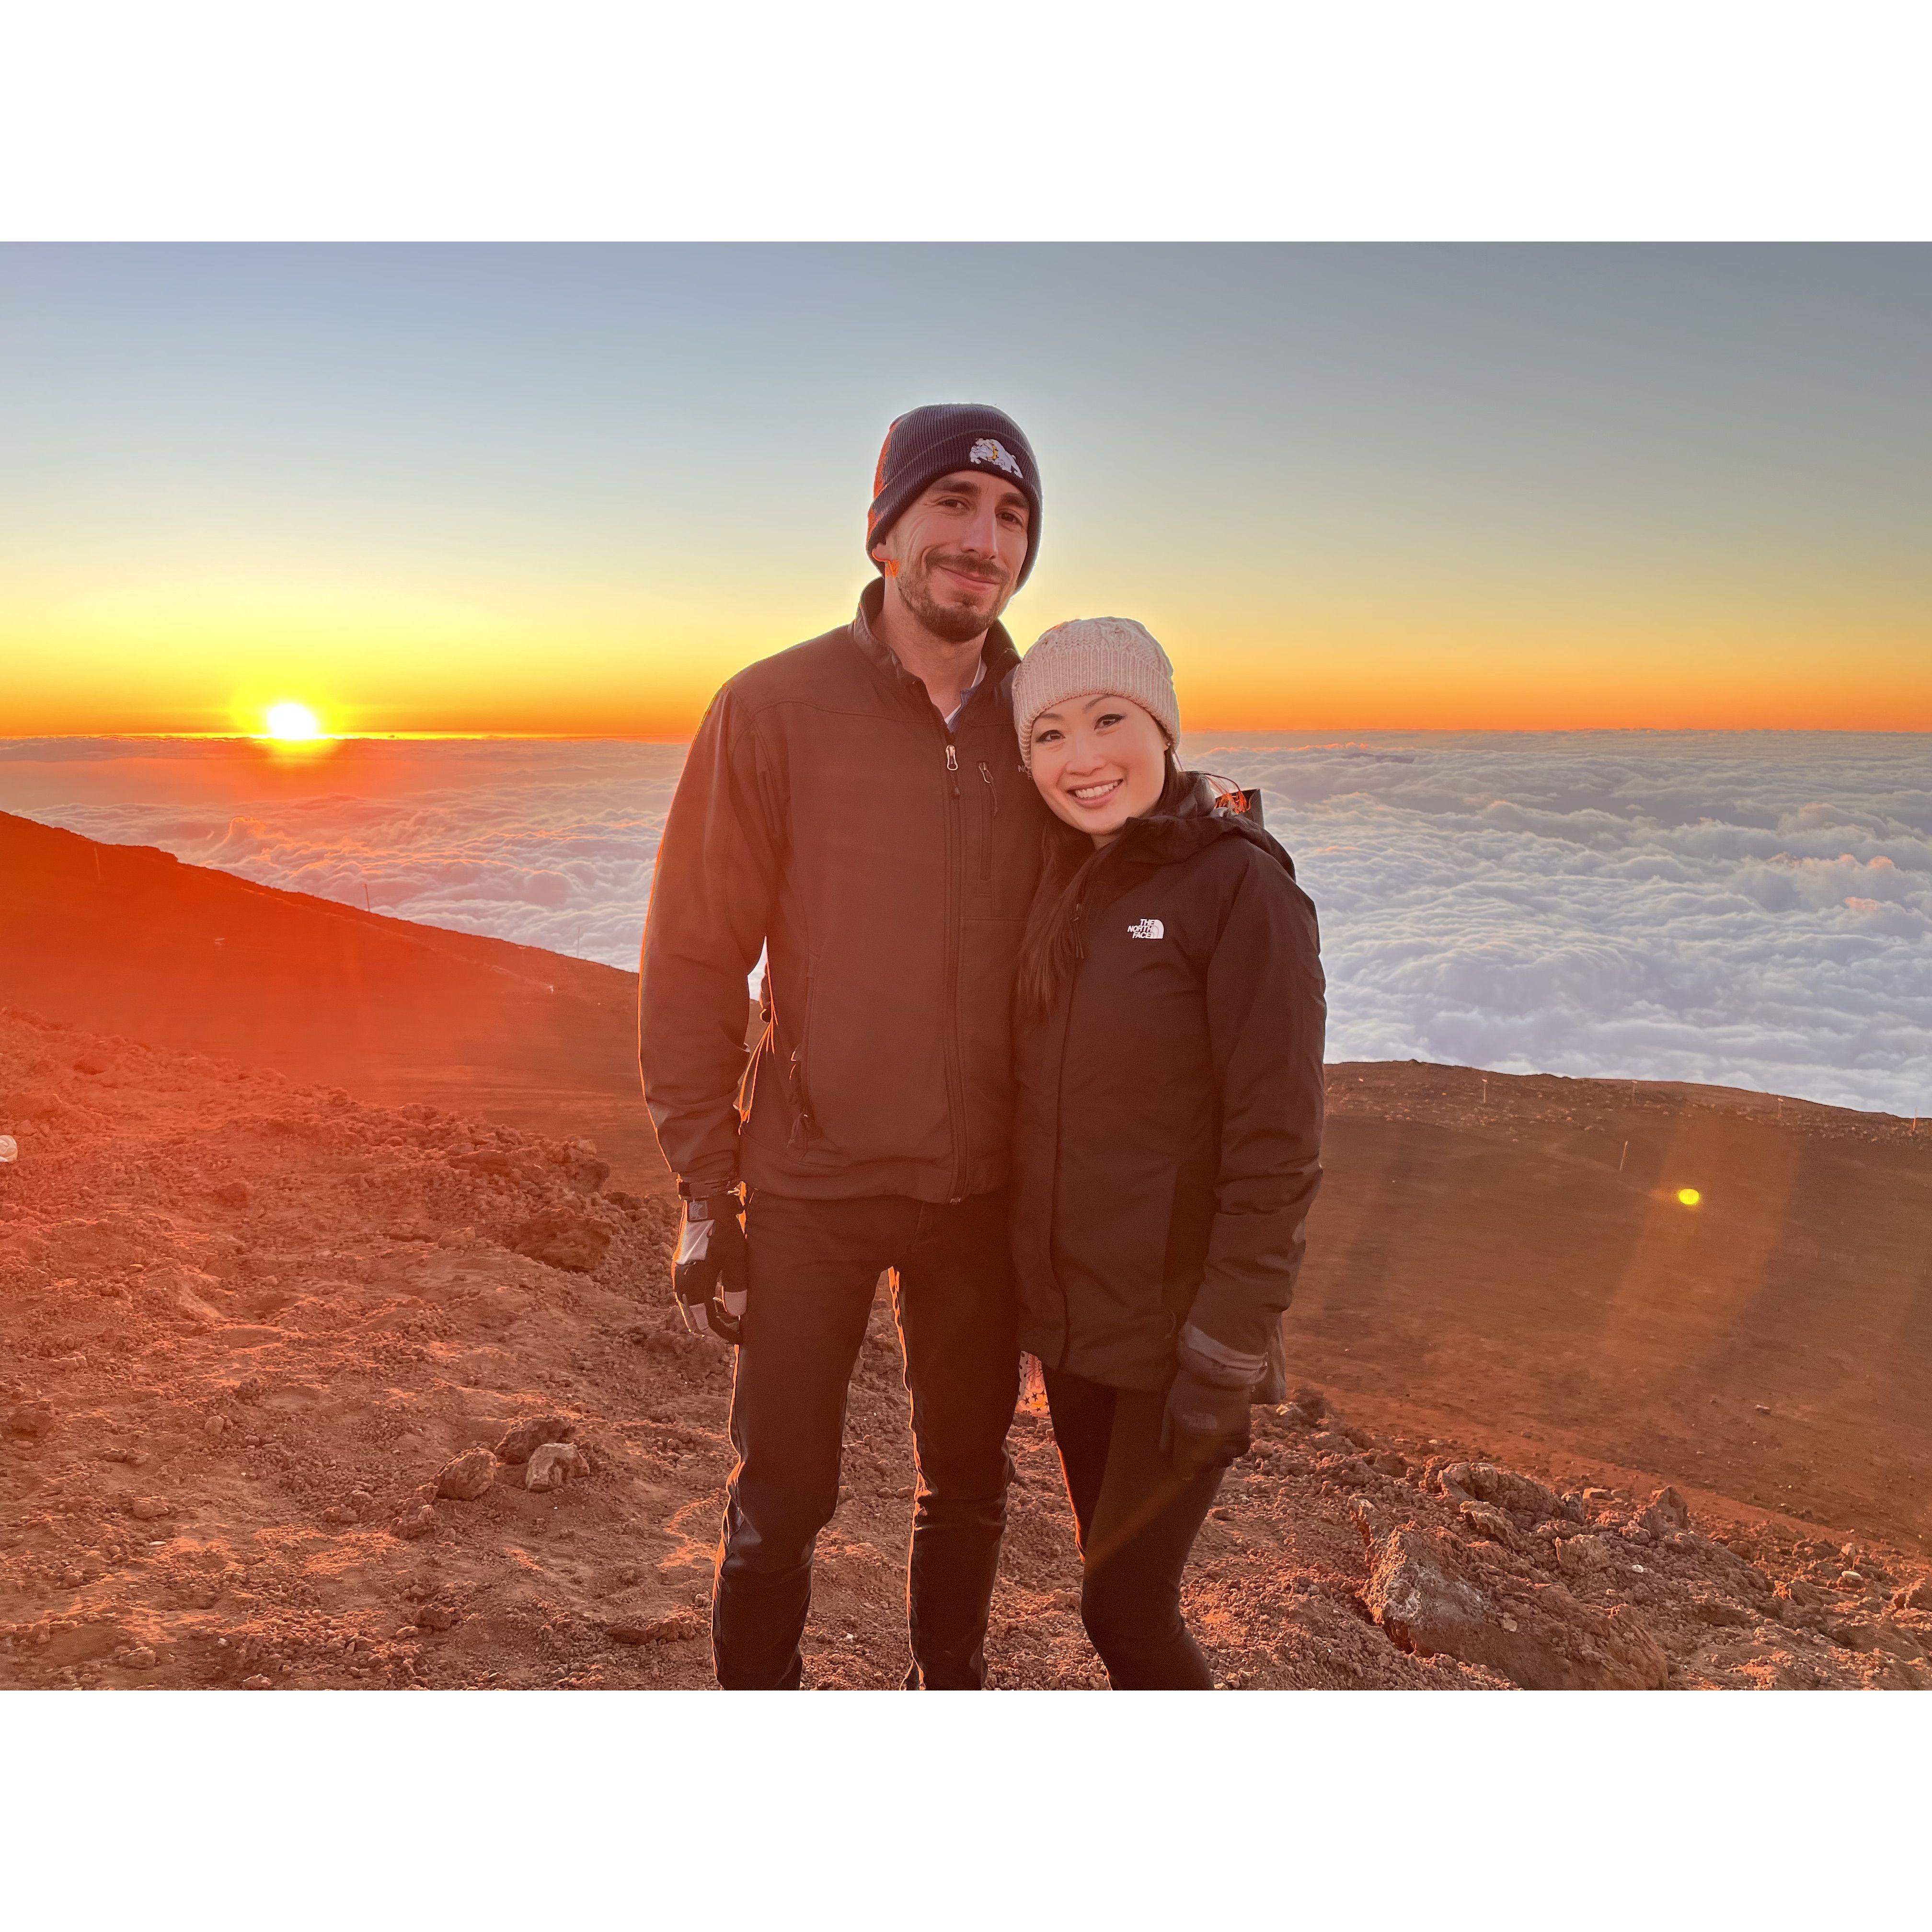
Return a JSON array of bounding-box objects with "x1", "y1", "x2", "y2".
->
[
  {"x1": 1160, "y1": 1370, "x2": 1253, "y2": 1481},
  {"x1": 672, "y1": 1182, "x2": 747, "y2": 1344}
]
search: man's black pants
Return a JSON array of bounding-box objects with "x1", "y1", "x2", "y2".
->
[
  {"x1": 713, "y1": 1188, "x2": 1019, "y2": 1690},
  {"x1": 1042, "y1": 1366, "x2": 1228, "y2": 1690}
]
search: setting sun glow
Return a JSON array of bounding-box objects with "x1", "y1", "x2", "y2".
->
[
  {"x1": 1677, "y1": 1187, "x2": 1702, "y2": 1208},
  {"x1": 264, "y1": 701, "x2": 324, "y2": 741}
]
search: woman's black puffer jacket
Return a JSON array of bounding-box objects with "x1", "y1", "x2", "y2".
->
[{"x1": 1010, "y1": 774, "x2": 1326, "y2": 1391}]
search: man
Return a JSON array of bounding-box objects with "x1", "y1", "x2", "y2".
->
[{"x1": 639, "y1": 403, "x2": 1049, "y2": 1688}]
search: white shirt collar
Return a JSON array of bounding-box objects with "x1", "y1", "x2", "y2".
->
[{"x1": 942, "y1": 656, "x2": 988, "y2": 732}]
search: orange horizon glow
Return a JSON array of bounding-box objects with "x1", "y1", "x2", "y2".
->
[
  {"x1": 7, "y1": 666, "x2": 1928, "y2": 740},
  {"x1": 6, "y1": 582, "x2": 1931, "y2": 739}
]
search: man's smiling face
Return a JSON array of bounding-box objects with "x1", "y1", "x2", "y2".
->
[{"x1": 871, "y1": 469, "x2": 1031, "y2": 643}]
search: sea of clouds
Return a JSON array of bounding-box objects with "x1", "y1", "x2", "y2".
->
[{"x1": 5, "y1": 731, "x2": 1927, "y2": 1116}]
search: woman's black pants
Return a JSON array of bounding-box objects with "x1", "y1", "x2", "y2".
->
[{"x1": 1042, "y1": 1366, "x2": 1228, "y2": 1690}]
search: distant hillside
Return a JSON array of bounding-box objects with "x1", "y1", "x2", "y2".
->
[{"x1": 0, "y1": 808, "x2": 666, "y2": 1191}]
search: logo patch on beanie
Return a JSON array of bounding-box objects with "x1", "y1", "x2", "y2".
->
[{"x1": 969, "y1": 437, "x2": 1023, "y2": 480}]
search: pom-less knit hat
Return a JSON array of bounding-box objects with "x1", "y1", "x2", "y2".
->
[
  {"x1": 1012, "y1": 617, "x2": 1181, "y2": 769},
  {"x1": 867, "y1": 403, "x2": 1043, "y2": 587}
]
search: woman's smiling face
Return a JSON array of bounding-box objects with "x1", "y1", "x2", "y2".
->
[{"x1": 1028, "y1": 694, "x2": 1169, "y2": 844}]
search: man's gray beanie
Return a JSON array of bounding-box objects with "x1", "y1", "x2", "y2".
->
[{"x1": 1012, "y1": 617, "x2": 1182, "y2": 770}]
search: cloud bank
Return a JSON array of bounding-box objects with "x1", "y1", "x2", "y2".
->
[{"x1": 9, "y1": 732, "x2": 1928, "y2": 1116}]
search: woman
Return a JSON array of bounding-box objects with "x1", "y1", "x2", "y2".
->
[{"x1": 1008, "y1": 617, "x2": 1326, "y2": 1690}]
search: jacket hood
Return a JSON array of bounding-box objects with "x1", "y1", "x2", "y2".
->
[{"x1": 1107, "y1": 769, "x2": 1297, "y2": 880}]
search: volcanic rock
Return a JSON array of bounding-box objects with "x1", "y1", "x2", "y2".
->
[
  {"x1": 494, "y1": 1413, "x2": 577, "y2": 1465},
  {"x1": 1459, "y1": 1501, "x2": 1516, "y2": 1545},
  {"x1": 526, "y1": 1442, "x2": 589, "y2": 1493},
  {"x1": 414, "y1": 1602, "x2": 460, "y2": 1632},
  {"x1": 1439, "y1": 1461, "x2": 1567, "y2": 1522},
  {"x1": 1641, "y1": 1486, "x2": 1691, "y2": 1536},
  {"x1": 608, "y1": 1610, "x2": 705, "y2": 1646},
  {"x1": 1355, "y1": 1509, "x2": 1668, "y2": 1690},
  {"x1": 556, "y1": 1142, "x2": 611, "y2": 1194},
  {"x1": 127, "y1": 1496, "x2": 171, "y2": 1522},
  {"x1": 1693, "y1": 1596, "x2": 1754, "y2": 1628},
  {"x1": 509, "y1": 1208, "x2": 611, "y2": 1274},
  {"x1": 5, "y1": 1399, "x2": 55, "y2": 1438},
  {"x1": 435, "y1": 1448, "x2": 499, "y2": 1501}
]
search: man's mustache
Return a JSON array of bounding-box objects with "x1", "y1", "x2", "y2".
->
[{"x1": 920, "y1": 551, "x2": 1007, "y2": 589}]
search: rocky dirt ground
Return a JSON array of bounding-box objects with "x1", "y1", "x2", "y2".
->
[{"x1": 5, "y1": 1003, "x2": 1930, "y2": 1691}]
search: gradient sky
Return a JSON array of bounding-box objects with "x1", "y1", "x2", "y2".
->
[{"x1": 3, "y1": 243, "x2": 1928, "y2": 736}]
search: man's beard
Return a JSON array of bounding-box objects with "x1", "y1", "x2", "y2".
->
[{"x1": 898, "y1": 549, "x2": 1011, "y2": 643}]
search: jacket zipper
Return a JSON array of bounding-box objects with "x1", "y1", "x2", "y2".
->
[
  {"x1": 976, "y1": 761, "x2": 996, "y2": 885},
  {"x1": 940, "y1": 736, "x2": 968, "y2": 1199},
  {"x1": 1046, "y1": 897, "x2": 1085, "y2": 1366}
]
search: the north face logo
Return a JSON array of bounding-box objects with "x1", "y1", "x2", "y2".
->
[
  {"x1": 969, "y1": 437, "x2": 1023, "y2": 480},
  {"x1": 1128, "y1": 918, "x2": 1164, "y2": 940}
]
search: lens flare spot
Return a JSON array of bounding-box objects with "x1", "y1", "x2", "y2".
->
[
  {"x1": 1677, "y1": 1187, "x2": 1702, "y2": 1208},
  {"x1": 264, "y1": 701, "x2": 324, "y2": 741}
]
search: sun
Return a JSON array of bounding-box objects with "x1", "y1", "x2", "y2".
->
[{"x1": 264, "y1": 701, "x2": 324, "y2": 741}]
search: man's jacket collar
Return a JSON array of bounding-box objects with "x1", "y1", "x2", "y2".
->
[{"x1": 849, "y1": 578, "x2": 1021, "y2": 705}]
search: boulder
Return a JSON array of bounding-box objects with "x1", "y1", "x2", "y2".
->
[
  {"x1": 1460, "y1": 1463, "x2": 1564, "y2": 1522},
  {"x1": 494, "y1": 1413, "x2": 577, "y2": 1466},
  {"x1": 435, "y1": 1447, "x2": 498, "y2": 1501},
  {"x1": 526, "y1": 1442, "x2": 590, "y2": 1493},
  {"x1": 1355, "y1": 1507, "x2": 1668, "y2": 1690},
  {"x1": 1458, "y1": 1501, "x2": 1516, "y2": 1545},
  {"x1": 1641, "y1": 1485, "x2": 1691, "y2": 1537}
]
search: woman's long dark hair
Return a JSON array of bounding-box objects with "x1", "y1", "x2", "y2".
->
[{"x1": 1014, "y1": 753, "x2": 1190, "y2": 1026}]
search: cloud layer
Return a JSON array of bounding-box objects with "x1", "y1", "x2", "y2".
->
[{"x1": 10, "y1": 732, "x2": 1928, "y2": 1116}]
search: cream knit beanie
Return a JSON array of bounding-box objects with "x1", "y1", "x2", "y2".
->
[{"x1": 1012, "y1": 617, "x2": 1181, "y2": 770}]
